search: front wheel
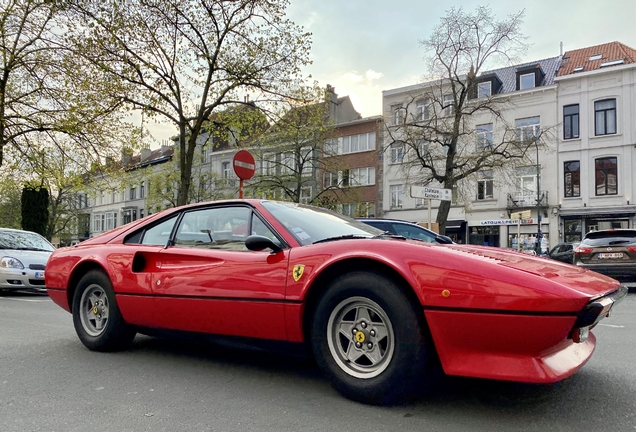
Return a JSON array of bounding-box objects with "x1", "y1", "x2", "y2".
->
[
  {"x1": 311, "y1": 271, "x2": 434, "y2": 404},
  {"x1": 72, "y1": 270, "x2": 136, "y2": 351}
]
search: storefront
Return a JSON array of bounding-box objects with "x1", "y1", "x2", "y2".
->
[
  {"x1": 559, "y1": 207, "x2": 636, "y2": 242},
  {"x1": 444, "y1": 220, "x2": 467, "y2": 244},
  {"x1": 469, "y1": 218, "x2": 550, "y2": 251}
]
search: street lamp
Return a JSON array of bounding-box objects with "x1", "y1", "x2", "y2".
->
[{"x1": 535, "y1": 141, "x2": 542, "y2": 255}]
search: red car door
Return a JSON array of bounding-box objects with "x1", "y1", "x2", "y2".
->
[{"x1": 150, "y1": 205, "x2": 290, "y2": 340}]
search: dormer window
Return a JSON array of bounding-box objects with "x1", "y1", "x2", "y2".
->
[
  {"x1": 520, "y1": 73, "x2": 535, "y2": 90},
  {"x1": 515, "y1": 64, "x2": 544, "y2": 91},
  {"x1": 589, "y1": 54, "x2": 602, "y2": 61},
  {"x1": 477, "y1": 81, "x2": 492, "y2": 98}
]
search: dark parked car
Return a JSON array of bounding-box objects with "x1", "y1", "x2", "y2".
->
[
  {"x1": 357, "y1": 218, "x2": 453, "y2": 244},
  {"x1": 574, "y1": 229, "x2": 636, "y2": 287},
  {"x1": 547, "y1": 242, "x2": 580, "y2": 264}
]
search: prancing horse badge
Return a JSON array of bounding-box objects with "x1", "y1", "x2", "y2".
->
[{"x1": 292, "y1": 264, "x2": 305, "y2": 282}]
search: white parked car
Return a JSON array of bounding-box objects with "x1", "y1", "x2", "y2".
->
[{"x1": 0, "y1": 228, "x2": 55, "y2": 293}]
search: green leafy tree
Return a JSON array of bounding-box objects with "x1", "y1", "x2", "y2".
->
[
  {"x1": 66, "y1": 0, "x2": 312, "y2": 207},
  {"x1": 386, "y1": 6, "x2": 544, "y2": 234},
  {"x1": 0, "y1": 173, "x2": 22, "y2": 228},
  {"x1": 0, "y1": 0, "x2": 127, "y2": 169}
]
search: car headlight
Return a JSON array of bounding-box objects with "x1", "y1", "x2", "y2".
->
[{"x1": 0, "y1": 256, "x2": 24, "y2": 269}]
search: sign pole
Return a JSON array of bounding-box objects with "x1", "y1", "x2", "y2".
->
[
  {"x1": 239, "y1": 179, "x2": 244, "y2": 199},
  {"x1": 428, "y1": 199, "x2": 432, "y2": 230}
]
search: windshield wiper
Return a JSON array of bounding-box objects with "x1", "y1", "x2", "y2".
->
[
  {"x1": 12, "y1": 247, "x2": 51, "y2": 252},
  {"x1": 609, "y1": 240, "x2": 631, "y2": 245},
  {"x1": 313, "y1": 234, "x2": 372, "y2": 245}
]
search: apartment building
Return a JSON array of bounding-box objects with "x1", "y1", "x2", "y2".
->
[
  {"x1": 382, "y1": 57, "x2": 562, "y2": 248},
  {"x1": 555, "y1": 42, "x2": 636, "y2": 242}
]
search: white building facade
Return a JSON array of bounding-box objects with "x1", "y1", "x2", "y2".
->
[
  {"x1": 382, "y1": 57, "x2": 563, "y2": 249},
  {"x1": 555, "y1": 42, "x2": 636, "y2": 241}
]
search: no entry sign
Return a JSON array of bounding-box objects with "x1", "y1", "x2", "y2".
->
[{"x1": 233, "y1": 150, "x2": 256, "y2": 180}]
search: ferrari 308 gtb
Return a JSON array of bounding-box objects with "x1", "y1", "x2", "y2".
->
[{"x1": 46, "y1": 200, "x2": 627, "y2": 404}]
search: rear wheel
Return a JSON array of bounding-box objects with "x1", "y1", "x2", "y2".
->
[
  {"x1": 72, "y1": 270, "x2": 136, "y2": 351},
  {"x1": 311, "y1": 271, "x2": 433, "y2": 404}
]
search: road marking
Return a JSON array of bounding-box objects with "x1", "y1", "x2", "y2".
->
[
  {"x1": 0, "y1": 297, "x2": 50, "y2": 303},
  {"x1": 598, "y1": 323, "x2": 625, "y2": 328}
]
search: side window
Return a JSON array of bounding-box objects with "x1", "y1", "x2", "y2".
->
[
  {"x1": 391, "y1": 223, "x2": 436, "y2": 243},
  {"x1": 173, "y1": 206, "x2": 251, "y2": 251},
  {"x1": 140, "y1": 215, "x2": 178, "y2": 246},
  {"x1": 251, "y1": 214, "x2": 283, "y2": 249}
]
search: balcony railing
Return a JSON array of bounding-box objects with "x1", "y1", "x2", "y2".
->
[{"x1": 507, "y1": 191, "x2": 548, "y2": 209}]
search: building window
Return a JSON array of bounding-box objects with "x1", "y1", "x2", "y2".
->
[
  {"x1": 262, "y1": 154, "x2": 275, "y2": 176},
  {"x1": 594, "y1": 99, "x2": 617, "y2": 136},
  {"x1": 520, "y1": 73, "x2": 535, "y2": 90},
  {"x1": 222, "y1": 161, "x2": 236, "y2": 186},
  {"x1": 348, "y1": 167, "x2": 375, "y2": 187},
  {"x1": 129, "y1": 187, "x2": 136, "y2": 200},
  {"x1": 564, "y1": 161, "x2": 580, "y2": 197},
  {"x1": 390, "y1": 185, "x2": 403, "y2": 208},
  {"x1": 323, "y1": 172, "x2": 338, "y2": 189},
  {"x1": 301, "y1": 147, "x2": 313, "y2": 176},
  {"x1": 140, "y1": 181, "x2": 145, "y2": 198},
  {"x1": 122, "y1": 209, "x2": 137, "y2": 224},
  {"x1": 563, "y1": 105, "x2": 580, "y2": 139},
  {"x1": 443, "y1": 94, "x2": 454, "y2": 116},
  {"x1": 324, "y1": 139, "x2": 338, "y2": 156},
  {"x1": 391, "y1": 104, "x2": 404, "y2": 125},
  {"x1": 342, "y1": 132, "x2": 375, "y2": 154},
  {"x1": 515, "y1": 166, "x2": 538, "y2": 205},
  {"x1": 390, "y1": 142, "x2": 404, "y2": 164},
  {"x1": 477, "y1": 171, "x2": 494, "y2": 200},
  {"x1": 105, "y1": 212, "x2": 117, "y2": 231},
  {"x1": 477, "y1": 82, "x2": 491, "y2": 98},
  {"x1": 416, "y1": 98, "x2": 431, "y2": 121},
  {"x1": 300, "y1": 186, "x2": 312, "y2": 204},
  {"x1": 476, "y1": 123, "x2": 493, "y2": 151},
  {"x1": 281, "y1": 152, "x2": 296, "y2": 174},
  {"x1": 140, "y1": 209, "x2": 144, "y2": 218},
  {"x1": 342, "y1": 202, "x2": 375, "y2": 218},
  {"x1": 515, "y1": 117, "x2": 540, "y2": 143},
  {"x1": 595, "y1": 157, "x2": 617, "y2": 195},
  {"x1": 92, "y1": 214, "x2": 105, "y2": 233}
]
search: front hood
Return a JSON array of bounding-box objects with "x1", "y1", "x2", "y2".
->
[
  {"x1": 441, "y1": 244, "x2": 619, "y2": 297},
  {"x1": 0, "y1": 250, "x2": 52, "y2": 267}
]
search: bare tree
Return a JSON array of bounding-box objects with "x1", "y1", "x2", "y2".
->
[
  {"x1": 66, "y1": 0, "x2": 312, "y2": 207},
  {"x1": 385, "y1": 6, "x2": 543, "y2": 234}
]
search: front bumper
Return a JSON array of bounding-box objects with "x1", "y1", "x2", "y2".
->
[{"x1": 0, "y1": 268, "x2": 47, "y2": 291}]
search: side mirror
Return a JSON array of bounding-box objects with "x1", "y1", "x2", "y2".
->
[
  {"x1": 245, "y1": 235, "x2": 283, "y2": 253},
  {"x1": 435, "y1": 235, "x2": 454, "y2": 244}
]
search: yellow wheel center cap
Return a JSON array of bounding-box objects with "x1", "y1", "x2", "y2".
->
[
  {"x1": 355, "y1": 331, "x2": 366, "y2": 343},
  {"x1": 92, "y1": 306, "x2": 98, "y2": 314}
]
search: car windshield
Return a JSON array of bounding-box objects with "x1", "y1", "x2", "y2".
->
[
  {"x1": 0, "y1": 230, "x2": 55, "y2": 252},
  {"x1": 261, "y1": 201, "x2": 383, "y2": 246},
  {"x1": 582, "y1": 231, "x2": 636, "y2": 247}
]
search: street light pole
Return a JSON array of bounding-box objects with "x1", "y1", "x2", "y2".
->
[{"x1": 535, "y1": 141, "x2": 542, "y2": 255}]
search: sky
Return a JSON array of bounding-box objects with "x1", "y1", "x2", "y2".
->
[{"x1": 145, "y1": 0, "x2": 636, "y2": 143}]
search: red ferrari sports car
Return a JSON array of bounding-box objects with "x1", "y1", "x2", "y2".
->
[{"x1": 46, "y1": 200, "x2": 627, "y2": 404}]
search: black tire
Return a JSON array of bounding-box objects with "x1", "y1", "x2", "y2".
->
[
  {"x1": 72, "y1": 270, "x2": 136, "y2": 352},
  {"x1": 311, "y1": 271, "x2": 434, "y2": 405}
]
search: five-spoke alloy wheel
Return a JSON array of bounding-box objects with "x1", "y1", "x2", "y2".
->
[
  {"x1": 311, "y1": 271, "x2": 434, "y2": 405},
  {"x1": 72, "y1": 270, "x2": 136, "y2": 352}
]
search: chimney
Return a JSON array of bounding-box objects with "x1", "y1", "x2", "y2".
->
[
  {"x1": 141, "y1": 147, "x2": 151, "y2": 161},
  {"x1": 121, "y1": 147, "x2": 133, "y2": 164},
  {"x1": 560, "y1": 41, "x2": 563, "y2": 56},
  {"x1": 161, "y1": 140, "x2": 173, "y2": 153}
]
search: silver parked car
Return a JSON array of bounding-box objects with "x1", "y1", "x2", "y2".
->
[
  {"x1": 574, "y1": 229, "x2": 636, "y2": 288},
  {"x1": 0, "y1": 228, "x2": 55, "y2": 292}
]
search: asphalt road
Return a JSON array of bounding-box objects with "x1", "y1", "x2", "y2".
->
[{"x1": 1, "y1": 291, "x2": 635, "y2": 432}]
